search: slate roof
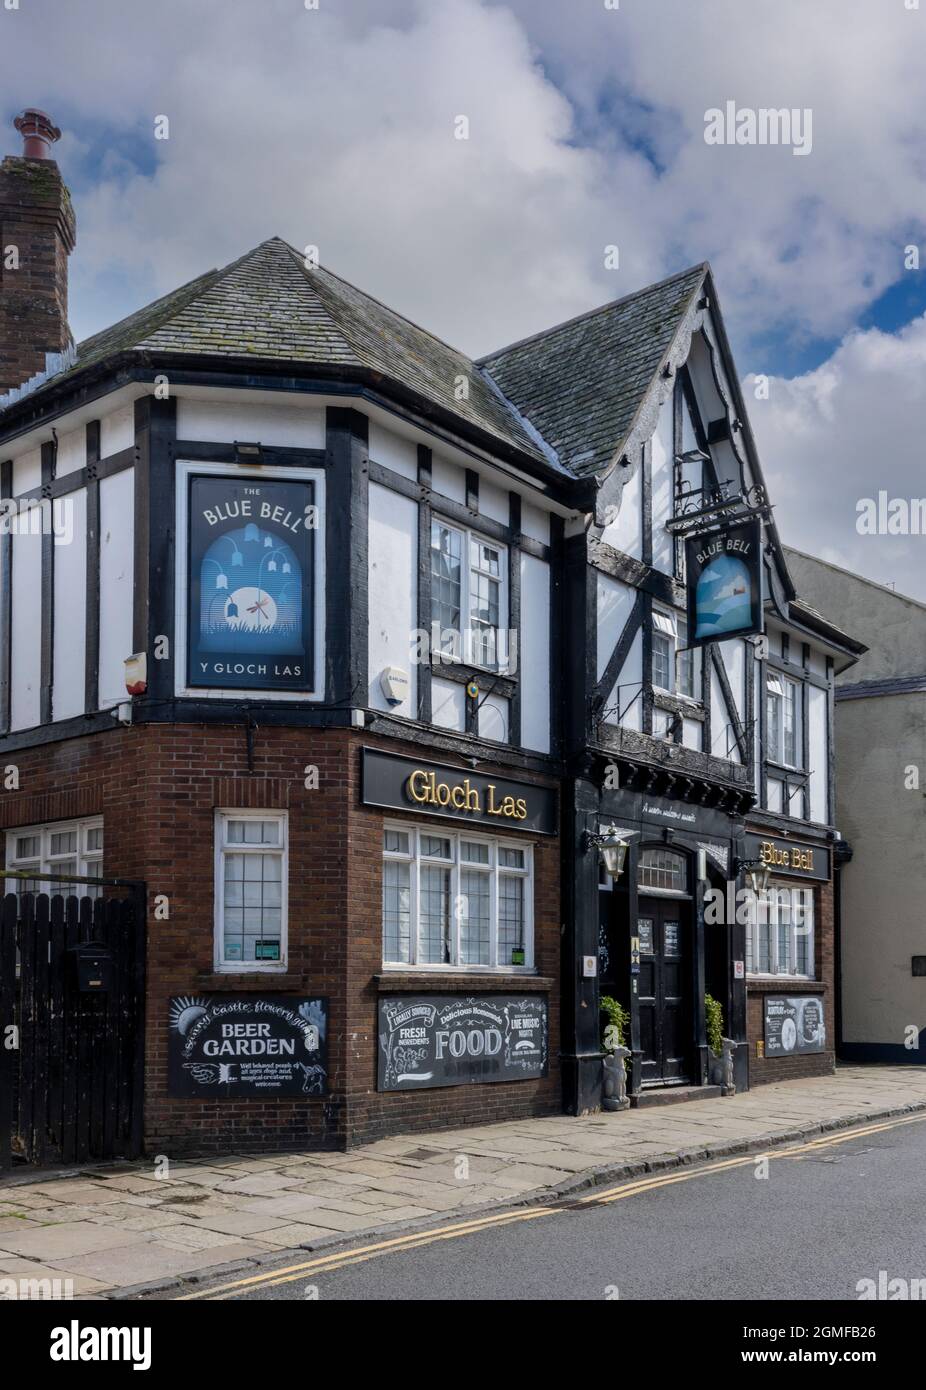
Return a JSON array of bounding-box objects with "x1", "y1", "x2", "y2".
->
[
  {"x1": 478, "y1": 264, "x2": 708, "y2": 479},
  {"x1": 9, "y1": 238, "x2": 554, "y2": 468},
  {"x1": 1, "y1": 238, "x2": 712, "y2": 487},
  {"x1": 787, "y1": 598, "x2": 866, "y2": 655}
]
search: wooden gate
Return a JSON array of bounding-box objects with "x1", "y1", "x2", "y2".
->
[{"x1": 0, "y1": 877, "x2": 146, "y2": 1170}]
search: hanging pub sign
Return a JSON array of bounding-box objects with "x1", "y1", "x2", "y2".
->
[
  {"x1": 187, "y1": 474, "x2": 314, "y2": 691},
  {"x1": 685, "y1": 515, "x2": 764, "y2": 647},
  {"x1": 168, "y1": 995, "x2": 328, "y2": 1098},
  {"x1": 378, "y1": 995, "x2": 548, "y2": 1091},
  {"x1": 764, "y1": 995, "x2": 826, "y2": 1057}
]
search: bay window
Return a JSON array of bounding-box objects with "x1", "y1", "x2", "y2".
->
[
  {"x1": 430, "y1": 520, "x2": 508, "y2": 671},
  {"x1": 382, "y1": 824, "x2": 533, "y2": 969}
]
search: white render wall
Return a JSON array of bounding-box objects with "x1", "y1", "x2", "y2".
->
[
  {"x1": 367, "y1": 481, "x2": 417, "y2": 718},
  {"x1": 520, "y1": 553, "x2": 550, "y2": 753},
  {"x1": 52, "y1": 487, "x2": 87, "y2": 721},
  {"x1": 177, "y1": 398, "x2": 325, "y2": 449},
  {"x1": 9, "y1": 528, "x2": 41, "y2": 731},
  {"x1": 98, "y1": 468, "x2": 135, "y2": 708}
]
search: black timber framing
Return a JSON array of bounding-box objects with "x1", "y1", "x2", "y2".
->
[
  {"x1": 465, "y1": 468, "x2": 479, "y2": 514},
  {"x1": 84, "y1": 421, "x2": 101, "y2": 715},
  {"x1": 0, "y1": 361, "x2": 579, "y2": 510},
  {"x1": 325, "y1": 406, "x2": 369, "y2": 708},
  {"x1": 744, "y1": 632, "x2": 755, "y2": 780},
  {"x1": 39, "y1": 441, "x2": 55, "y2": 724},
  {"x1": 826, "y1": 656, "x2": 836, "y2": 827},
  {"x1": 507, "y1": 490, "x2": 521, "y2": 748},
  {"x1": 10, "y1": 446, "x2": 143, "y2": 507},
  {"x1": 175, "y1": 441, "x2": 327, "y2": 468},
  {"x1": 367, "y1": 459, "x2": 550, "y2": 561},
  {"x1": 758, "y1": 655, "x2": 768, "y2": 808},
  {"x1": 641, "y1": 591, "x2": 653, "y2": 736},
  {"x1": 133, "y1": 396, "x2": 177, "y2": 704},
  {"x1": 549, "y1": 514, "x2": 565, "y2": 758},
  {"x1": 587, "y1": 537, "x2": 684, "y2": 606},
  {"x1": 416, "y1": 444, "x2": 433, "y2": 724},
  {"x1": 801, "y1": 643, "x2": 812, "y2": 821},
  {"x1": 0, "y1": 459, "x2": 11, "y2": 734},
  {"x1": 595, "y1": 590, "x2": 644, "y2": 722},
  {"x1": 564, "y1": 533, "x2": 596, "y2": 756},
  {"x1": 709, "y1": 644, "x2": 748, "y2": 763},
  {"x1": 701, "y1": 639, "x2": 712, "y2": 758}
]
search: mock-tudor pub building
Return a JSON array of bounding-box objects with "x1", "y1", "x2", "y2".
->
[{"x1": 0, "y1": 111, "x2": 864, "y2": 1163}]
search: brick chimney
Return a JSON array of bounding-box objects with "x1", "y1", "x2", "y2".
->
[{"x1": 0, "y1": 109, "x2": 77, "y2": 396}]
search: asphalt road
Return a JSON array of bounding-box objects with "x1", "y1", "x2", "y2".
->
[{"x1": 195, "y1": 1115, "x2": 926, "y2": 1301}]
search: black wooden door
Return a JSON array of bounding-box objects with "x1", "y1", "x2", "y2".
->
[
  {"x1": 0, "y1": 890, "x2": 146, "y2": 1170},
  {"x1": 637, "y1": 897, "x2": 691, "y2": 1086}
]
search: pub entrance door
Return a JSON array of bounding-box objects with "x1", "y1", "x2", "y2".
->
[{"x1": 636, "y1": 848, "x2": 694, "y2": 1087}]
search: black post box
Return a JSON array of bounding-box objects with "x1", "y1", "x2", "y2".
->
[{"x1": 70, "y1": 943, "x2": 113, "y2": 993}]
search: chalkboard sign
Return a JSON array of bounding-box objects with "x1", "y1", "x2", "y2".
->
[
  {"x1": 378, "y1": 995, "x2": 548, "y2": 1092},
  {"x1": 764, "y1": 995, "x2": 826, "y2": 1057},
  {"x1": 169, "y1": 995, "x2": 328, "y2": 1098}
]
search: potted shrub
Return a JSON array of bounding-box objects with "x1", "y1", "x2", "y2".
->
[{"x1": 705, "y1": 992, "x2": 725, "y2": 1085}]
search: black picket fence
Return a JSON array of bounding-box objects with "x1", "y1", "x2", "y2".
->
[{"x1": 0, "y1": 875, "x2": 146, "y2": 1170}]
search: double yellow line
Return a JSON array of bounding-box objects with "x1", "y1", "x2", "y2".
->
[{"x1": 176, "y1": 1109, "x2": 926, "y2": 1300}]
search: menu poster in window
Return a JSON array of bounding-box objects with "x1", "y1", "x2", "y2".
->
[
  {"x1": 764, "y1": 995, "x2": 826, "y2": 1057},
  {"x1": 187, "y1": 475, "x2": 314, "y2": 691},
  {"x1": 168, "y1": 995, "x2": 328, "y2": 1098},
  {"x1": 378, "y1": 995, "x2": 548, "y2": 1091}
]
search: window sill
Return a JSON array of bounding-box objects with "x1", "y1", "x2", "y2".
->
[
  {"x1": 746, "y1": 977, "x2": 822, "y2": 992},
  {"x1": 196, "y1": 972, "x2": 301, "y2": 992},
  {"x1": 374, "y1": 972, "x2": 553, "y2": 994}
]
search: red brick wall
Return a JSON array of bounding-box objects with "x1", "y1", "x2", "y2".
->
[
  {"x1": 746, "y1": 879, "x2": 835, "y2": 1085},
  {"x1": 0, "y1": 156, "x2": 76, "y2": 394},
  {"x1": 0, "y1": 722, "x2": 560, "y2": 1154}
]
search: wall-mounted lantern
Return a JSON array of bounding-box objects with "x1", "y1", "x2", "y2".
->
[
  {"x1": 584, "y1": 825, "x2": 638, "y2": 880},
  {"x1": 733, "y1": 857, "x2": 771, "y2": 895}
]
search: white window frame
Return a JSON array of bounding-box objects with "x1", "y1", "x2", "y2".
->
[
  {"x1": 214, "y1": 809, "x2": 289, "y2": 973},
  {"x1": 745, "y1": 881, "x2": 815, "y2": 980},
  {"x1": 381, "y1": 821, "x2": 534, "y2": 971},
  {"x1": 430, "y1": 517, "x2": 510, "y2": 673},
  {"x1": 767, "y1": 670, "x2": 801, "y2": 769},
  {"x1": 652, "y1": 607, "x2": 700, "y2": 702},
  {"x1": 5, "y1": 817, "x2": 103, "y2": 894}
]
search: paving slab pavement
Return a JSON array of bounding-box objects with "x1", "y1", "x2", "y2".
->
[{"x1": 0, "y1": 1064, "x2": 924, "y2": 1299}]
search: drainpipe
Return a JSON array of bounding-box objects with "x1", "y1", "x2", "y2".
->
[{"x1": 832, "y1": 837, "x2": 853, "y2": 1056}]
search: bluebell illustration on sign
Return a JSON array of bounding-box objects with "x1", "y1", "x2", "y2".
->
[{"x1": 188, "y1": 476, "x2": 314, "y2": 690}]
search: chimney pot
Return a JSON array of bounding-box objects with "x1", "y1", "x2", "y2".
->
[{"x1": 13, "y1": 108, "x2": 62, "y2": 161}]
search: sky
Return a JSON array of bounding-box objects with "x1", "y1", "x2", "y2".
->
[{"x1": 3, "y1": 0, "x2": 926, "y2": 598}]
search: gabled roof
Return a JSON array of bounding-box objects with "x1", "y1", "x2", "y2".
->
[
  {"x1": 478, "y1": 264, "x2": 708, "y2": 479},
  {"x1": 4, "y1": 238, "x2": 556, "y2": 469}
]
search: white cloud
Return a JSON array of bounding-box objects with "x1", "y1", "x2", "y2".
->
[
  {"x1": 748, "y1": 314, "x2": 926, "y2": 602},
  {"x1": 4, "y1": 0, "x2": 924, "y2": 360}
]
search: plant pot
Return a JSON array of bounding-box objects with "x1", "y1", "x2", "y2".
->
[{"x1": 708, "y1": 1049, "x2": 724, "y2": 1086}]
